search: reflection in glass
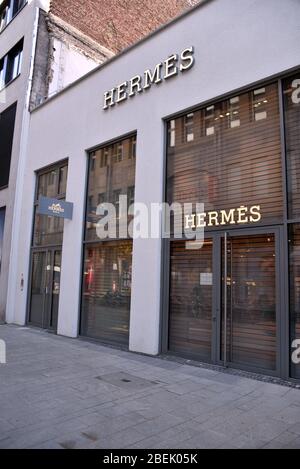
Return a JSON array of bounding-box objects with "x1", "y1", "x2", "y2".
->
[
  {"x1": 33, "y1": 209, "x2": 64, "y2": 247},
  {"x1": 29, "y1": 251, "x2": 47, "y2": 327},
  {"x1": 85, "y1": 136, "x2": 136, "y2": 241},
  {"x1": 222, "y1": 235, "x2": 276, "y2": 371},
  {"x1": 167, "y1": 83, "x2": 282, "y2": 232},
  {"x1": 58, "y1": 166, "x2": 68, "y2": 195},
  {"x1": 81, "y1": 241, "x2": 132, "y2": 345},
  {"x1": 50, "y1": 251, "x2": 61, "y2": 330},
  {"x1": 169, "y1": 240, "x2": 213, "y2": 361},
  {"x1": 33, "y1": 164, "x2": 68, "y2": 247},
  {"x1": 283, "y1": 74, "x2": 300, "y2": 219},
  {"x1": 289, "y1": 225, "x2": 300, "y2": 379},
  {"x1": 37, "y1": 169, "x2": 58, "y2": 199}
]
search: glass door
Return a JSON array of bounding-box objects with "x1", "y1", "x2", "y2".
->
[
  {"x1": 28, "y1": 251, "x2": 48, "y2": 328},
  {"x1": 47, "y1": 250, "x2": 61, "y2": 331},
  {"x1": 220, "y1": 231, "x2": 279, "y2": 374},
  {"x1": 168, "y1": 239, "x2": 214, "y2": 362},
  {"x1": 28, "y1": 249, "x2": 61, "y2": 332},
  {"x1": 167, "y1": 228, "x2": 281, "y2": 375}
]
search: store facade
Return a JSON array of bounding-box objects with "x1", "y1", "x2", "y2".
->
[
  {"x1": 162, "y1": 77, "x2": 300, "y2": 378},
  {"x1": 6, "y1": 0, "x2": 300, "y2": 381}
]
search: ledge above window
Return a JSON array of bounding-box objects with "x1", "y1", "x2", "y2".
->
[{"x1": 0, "y1": 72, "x2": 20, "y2": 93}]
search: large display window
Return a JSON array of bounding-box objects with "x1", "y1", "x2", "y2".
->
[
  {"x1": 284, "y1": 73, "x2": 300, "y2": 379},
  {"x1": 167, "y1": 83, "x2": 283, "y2": 229},
  {"x1": 81, "y1": 135, "x2": 136, "y2": 345},
  {"x1": 165, "y1": 75, "x2": 300, "y2": 379}
]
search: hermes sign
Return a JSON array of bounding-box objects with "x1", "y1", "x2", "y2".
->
[
  {"x1": 185, "y1": 205, "x2": 262, "y2": 229},
  {"x1": 103, "y1": 46, "x2": 195, "y2": 110},
  {"x1": 37, "y1": 196, "x2": 73, "y2": 220}
]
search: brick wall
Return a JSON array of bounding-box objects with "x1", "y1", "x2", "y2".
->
[{"x1": 49, "y1": 0, "x2": 197, "y2": 53}]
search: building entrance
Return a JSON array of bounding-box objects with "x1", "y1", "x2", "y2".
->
[
  {"x1": 168, "y1": 228, "x2": 281, "y2": 375},
  {"x1": 28, "y1": 249, "x2": 61, "y2": 332}
]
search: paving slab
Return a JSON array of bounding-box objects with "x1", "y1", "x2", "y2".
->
[{"x1": 0, "y1": 325, "x2": 300, "y2": 449}]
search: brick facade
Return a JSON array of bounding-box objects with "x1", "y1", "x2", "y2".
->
[{"x1": 49, "y1": 0, "x2": 196, "y2": 53}]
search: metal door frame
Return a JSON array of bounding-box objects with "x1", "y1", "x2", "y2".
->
[
  {"x1": 214, "y1": 226, "x2": 283, "y2": 377},
  {"x1": 27, "y1": 246, "x2": 62, "y2": 333},
  {"x1": 162, "y1": 225, "x2": 286, "y2": 378}
]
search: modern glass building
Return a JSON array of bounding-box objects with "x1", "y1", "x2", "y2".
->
[{"x1": 6, "y1": 0, "x2": 300, "y2": 382}]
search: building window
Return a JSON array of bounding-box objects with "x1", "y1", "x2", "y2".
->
[
  {"x1": 227, "y1": 96, "x2": 240, "y2": 128},
  {"x1": 167, "y1": 82, "x2": 282, "y2": 229},
  {"x1": 112, "y1": 142, "x2": 124, "y2": 163},
  {"x1": 127, "y1": 186, "x2": 135, "y2": 207},
  {"x1": 85, "y1": 135, "x2": 137, "y2": 242},
  {"x1": 0, "y1": 4, "x2": 9, "y2": 32},
  {"x1": 0, "y1": 39, "x2": 23, "y2": 89},
  {"x1": 113, "y1": 190, "x2": 122, "y2": 218},
  {"x1": 0, "y1": 0, "x2": 26, "y2": 32},
  {"x1": 204, "y1": 105, "x2": 215, "y2": 136},
  {"x1": 90, "y1": 152, "x2": 96, "y2": 171},
  {"x1": 129, "y1": 136, "x2": 136, "y2": 159},
  {"x1": 33, "y1": 163, "x2": 68, "y2": 247},
  {"x1": 252, "y1": 87, "x2": 268, "y2": 121},
  {"x1": 88, "y1": 195, "x2": 94, "y2": 214},
  {"x1": 98, "y1": 193, "x2": 106, "y2": 205},
  {"x1": 184, "y1": 113, "x2": 194, "y2": 142},
  {"x1": 100, "y1": 149, "x2": 108, "y2": 168},
  {"x1": 0, "y1": 102, "x2": 17, "y2": 189},
  {"x1": 289, "y1": 224, "x2": 300, "y2": 379},
  {"x1": 168, "y1": 120, "x2": 176, "y2": 147},
  {"x1": 283, "y1": 74, "x2": 300, "y2": 219},
  {"x1": 81, "y1": 241, "x2": 133, "y2": 345},
  {"x1": 58, "y1": 165, "x2": 68, "y2": 196},
  {"x1": 82, "y1": 135, "x2": 136, "y2": 345}
]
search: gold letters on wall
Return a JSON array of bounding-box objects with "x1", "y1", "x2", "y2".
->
[{"x1": 185, "y1": 205, "x2": 262, "y2": 229}]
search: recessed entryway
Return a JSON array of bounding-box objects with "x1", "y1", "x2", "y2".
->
[{"x1": 167, "y1": 227, "x2": 282, "y2": 377}]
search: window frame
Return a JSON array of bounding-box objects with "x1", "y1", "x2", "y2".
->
[
  {"x1": 32, "y1": 160, "x2": 69, "y2": 249},
  {"x1": 0, "y1": 0, "x2": 27, "y2": 34},
  {"x1": 0, "y1": 101, "x2": 17, "y2": 190},
  {"x1": 0, "y1": 38, "x2": 23, "y2": 90},
  {"x1": 83, "y1": 132, "x2": 137, "y2": 245}
]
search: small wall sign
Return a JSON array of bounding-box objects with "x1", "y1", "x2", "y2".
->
[
  {"x1": 103, "y1": 46, "x2": 195, "y2": 110},
  {"x1": 37, "y1": 196, "x2": 73, "y2": 220}
]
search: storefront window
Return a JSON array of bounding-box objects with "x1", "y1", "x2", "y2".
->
[
  {"x1": 283, "y1": 74, "x2": 300, "y2": 220},
  {"x1": 33, "y1": 163, "x2": 68, "y2": 247},
  {"x1": 81, "y1": 241, "x2": 132, "y2": 345},
  {"x1": 289, "y1": 224, "x2": 300, "y2": 379},
  {"x1": 81, "y1": 135, "x2": 136, "y2": 345},
  {"x1": 167, "y1": 83, "x2": 283, "y2": 231},
  {"x1": 85, "y1": 135, "x2": 136, "y2": 242},
  {"x1": 169, "y1": 240, "x2": 213, "y2": 361},
  {"x1": 166, "y1": 82, "x2": 287, "y2": 375},
  {"x1": 33, "y1": 210, "x2": 64, "y2": 247}
]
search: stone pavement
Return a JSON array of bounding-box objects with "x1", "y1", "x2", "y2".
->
[{"x1": 0, "y1": 325, "x2": 300, "y2": 449}]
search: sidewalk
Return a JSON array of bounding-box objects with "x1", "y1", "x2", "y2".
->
[{"x1": 0, "y1": 325, "x2": 300, "y2": 449}]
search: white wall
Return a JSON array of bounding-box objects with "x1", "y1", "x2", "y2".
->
[
  {"x1": 7, "y1": 0, "x2": 300, "y2": 354},
  {"x1": 0, "y1": 0, "x2": 50, "y2": 322},
  {"x1": 48, "y1": 38, "x2": 99, "y2": 98}
]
